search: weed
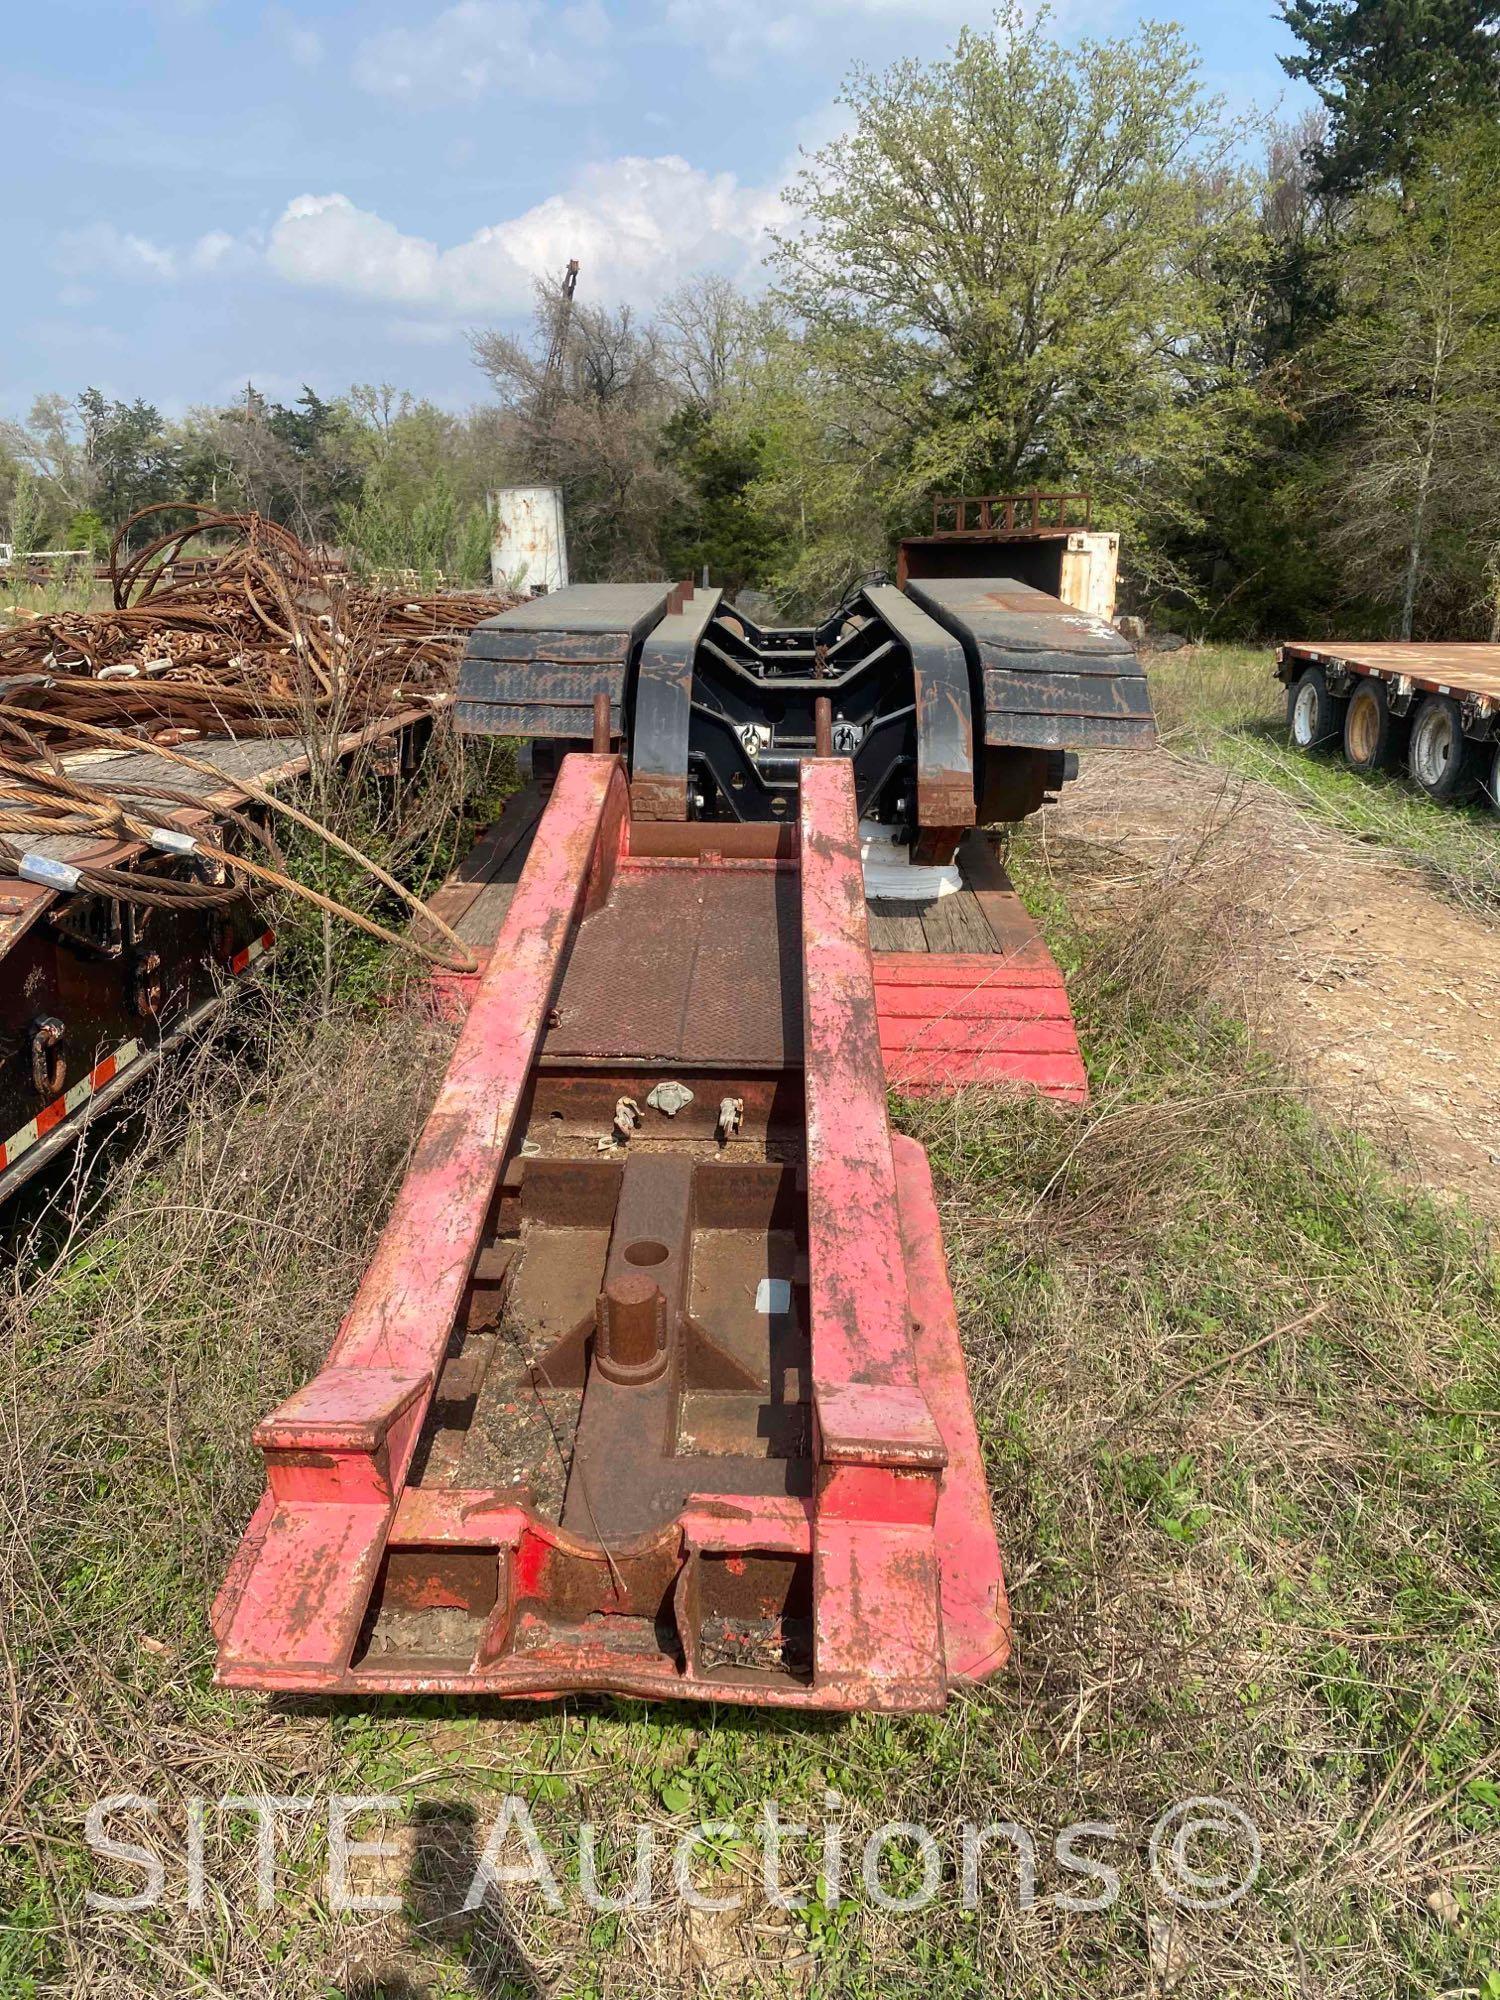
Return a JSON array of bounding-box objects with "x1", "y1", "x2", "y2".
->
[{"x1": 1, "y1": 728, "x2": 1496, "y2": 1996}]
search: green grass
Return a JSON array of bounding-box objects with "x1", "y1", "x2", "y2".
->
[
  {"x1": 1150, "y1": 644, "x2": 1500, "y2": 912},
  {"x1": 265, "y1": 727, "x2": 518, "y2": 1012},
  {"x1": 3, "y1": 801, "x2": 1496, "y2": 1997},
  {"x1": 0, "y1": 568, "x2": 111, "y2": 621}
]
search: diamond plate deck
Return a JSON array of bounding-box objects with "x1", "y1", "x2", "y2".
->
[{"x1": 543, "y1": 859, "x2": 802, "y2": 1069}]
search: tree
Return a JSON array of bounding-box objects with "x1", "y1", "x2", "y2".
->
[
  {"x1": 0, "y1": 392, "x2": 183, "y2": 545},
  {"x1": 767, "y1": 7, "x2": 1261, "y2": 604},
  {"x1": 728, "y1": 321, "x2": 908, "y2": 610},
  {"x1": 659, "y1": 403, "x2": 782, "y2": 594},
  {"x1": 174, "y1": 385, "x2": 364, "y2": 543},
  {"x1": 1279, "y1": 0, "x2": 1500, "y2": 196},
  {"x1": 5, "y1": 469, "x2": 44, "y2": 561},
  {"x1": 1137, "y1": 116, "x2": 1348, "y2": 636},
  {"x1": 471, "y1": 279, "x2": 682, "y2": 579},
  {"x1": 1312, "y1": 119, "x2": 1500, "y2": 636},
  {"x1": 1257, "y1": 112, "x2": 1346, "y2": 363},
  {"x1": 657, "y1": 275, "x2": 763, "y2": 411},
  {"x1": 76, "y1": 389, "x2": 182, "y2": 532}
]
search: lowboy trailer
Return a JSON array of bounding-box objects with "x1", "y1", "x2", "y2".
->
[{"x1": 213, "y1": 565, "x2": 1154, "y2": 1710}]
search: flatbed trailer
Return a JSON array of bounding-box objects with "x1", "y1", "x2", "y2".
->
[
  {"x1": 0, "y1": 709, "x2": 430, "y2": 1205},
  {"x1": 1278, "y1": 639, "x2": 1500, "y2": 806}
]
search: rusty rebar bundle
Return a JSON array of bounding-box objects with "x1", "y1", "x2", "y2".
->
[
  {"x1": 0, "y1": 504, "x2": 510, "y2": 751},
  {"x1": 0, "y1": 704, "x2": 480, "y2": 972}
]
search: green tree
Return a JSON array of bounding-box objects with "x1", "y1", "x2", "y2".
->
[
  {"x1": 733, "y1": 322, "x2": 906, "y2": 609},
  {"x1": 766, "y1": 6, "x2": 1261, "y2": 605},
  {"x1": 338, "y1": 468, "x2": 489, "y2": 585},
  {"x1": 1313, "y1": 119, "x2": 1500, "y2": 636},
  {"x1": 174, "y1": 385, "x2": 365, "y2": 542},
  {"x1": 76, "y1": 388, "x2": 182, "y2": 534},
  {"x1": 5, "y1": 469, "x2": 44, "y2": 561},
  {"x1": 1144, "y1": 116, "x2": 1349, "y2": 635},
  {"x1": 658, "y1": 404, "x2": 782, "y2": 593},
  {"x1": 1279, "y1": 0, "x2": 1500, "y2": 196}
]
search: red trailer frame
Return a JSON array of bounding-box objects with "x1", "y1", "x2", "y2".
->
[{"x1": 214, "y1": 754, "x2": 1010, "y2": 1709}]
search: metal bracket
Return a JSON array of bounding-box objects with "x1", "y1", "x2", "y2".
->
[
  {"x1": 863, "y1": 584, "x2": 976, "y2": 830},
  {"x1": 629, "y1": 586, "x2": 723, "y2": 819}
]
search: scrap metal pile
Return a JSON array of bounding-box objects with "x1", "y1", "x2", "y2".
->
[
  {"x1": 0, "y1": 503, "x2": 510, "y2": 751},
  {"x1": 0, "y1": 505, "x2": 503, "y2": 1203}
]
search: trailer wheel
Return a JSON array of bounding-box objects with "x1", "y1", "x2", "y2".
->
[
  {"x1": 1287, "y1": 667, "x2": 1345, "y2": 753},
  {"x1": 1342, "y1": 678, "x2": 1406, "y2": 772},
  {"x1": 1409, "y1": 694, "x2": 1480, "y2": 804},
  {"x1": 1484, "y1": 740, "x2": 1500, "y2": 813}
]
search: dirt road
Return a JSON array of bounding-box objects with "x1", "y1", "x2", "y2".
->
[{"x1": 1042, "y1": 746, "x2": 1500, "y2": 1222}]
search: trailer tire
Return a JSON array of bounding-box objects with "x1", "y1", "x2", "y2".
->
[
  {"x1": 1342, "y1": 678, "x2": 1406, "y2": 772},
  {"x1": 1408, "y1": 694, "x2": 1480, "y2": 804},
  {"x1": 1484, "y1": 741, "x2": 1500, "y2": 813},
  {"x1": 1287, "y1": 667, "x2": 1345, "y2": 754}
]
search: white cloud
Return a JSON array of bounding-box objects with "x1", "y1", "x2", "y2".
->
[
  {"x1": 264, "y1": 5, "x2": 324, "y2": 67},
  {"x1": 266, "y1": 156, "x2": 786, "y2": 316},
  {"x1": 662, "y1": 0, "x2": 803, "y2": 72},
  {"x1": 56, "y1": 153, "x2": 786, "y2": 334},
  {"x1": 54, "y1": 222, "x2": 262, "y2": 286},
  {"x1": 55, "y1": 223, "x2": 179, "y2": 282},
  {"x1": 352, "y1": 0, "x2": 609, "y2": 104},
  {"x1": 661, "y1": 0, "x2": 989, "y2": 72},
  {"x1": 268, "y1": 194, "x2": 477, "y2": 306},
  {"x1": 190, "y1": 229, "x2": 250, "y2": 273}
]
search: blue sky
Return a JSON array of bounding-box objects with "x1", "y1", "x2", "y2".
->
[{"x1": 3, "y1": 0, "x2": 1314, "y2": 419}]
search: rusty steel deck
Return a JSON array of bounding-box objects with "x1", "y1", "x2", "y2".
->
[{"x1": 429, "y1": 788, "x2": 1088, "y2": 1104}]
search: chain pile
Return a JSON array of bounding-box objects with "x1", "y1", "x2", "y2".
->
[{"x1": 0, "y1": 503, "x2": 511, "y2": 750}]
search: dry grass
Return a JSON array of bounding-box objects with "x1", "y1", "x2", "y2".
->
[
  {"x1": 1, "y1": 782, "x2": 1497, "y2": 1997},
  {"x1": 0, "y1": 989, "x2": 462, "y2": 1993},
  {"x1": 0, "y1": 570, "x2": 108, "y2": 624}
]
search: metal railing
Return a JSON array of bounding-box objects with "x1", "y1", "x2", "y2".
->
[{"x1": 929, "y1": 492, "x2": 1092, "y2": 537}]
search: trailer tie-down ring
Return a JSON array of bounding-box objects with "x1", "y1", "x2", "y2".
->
[{"x1": 28, "y1": 1016, "x2": 65, "y2": 1099}]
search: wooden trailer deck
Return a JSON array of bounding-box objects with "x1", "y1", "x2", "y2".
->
[{"x1": 1280, "y1": 640, "x2": 1500, "y2": 706}]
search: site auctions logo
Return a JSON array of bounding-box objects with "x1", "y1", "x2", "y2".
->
[
  {"x1": 81, "y1": 1791, "x2": 1262, "y2": 1918},
  {"x1": 1148, "y1": 1796, "x2": 1263, "y2": 1911}
]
